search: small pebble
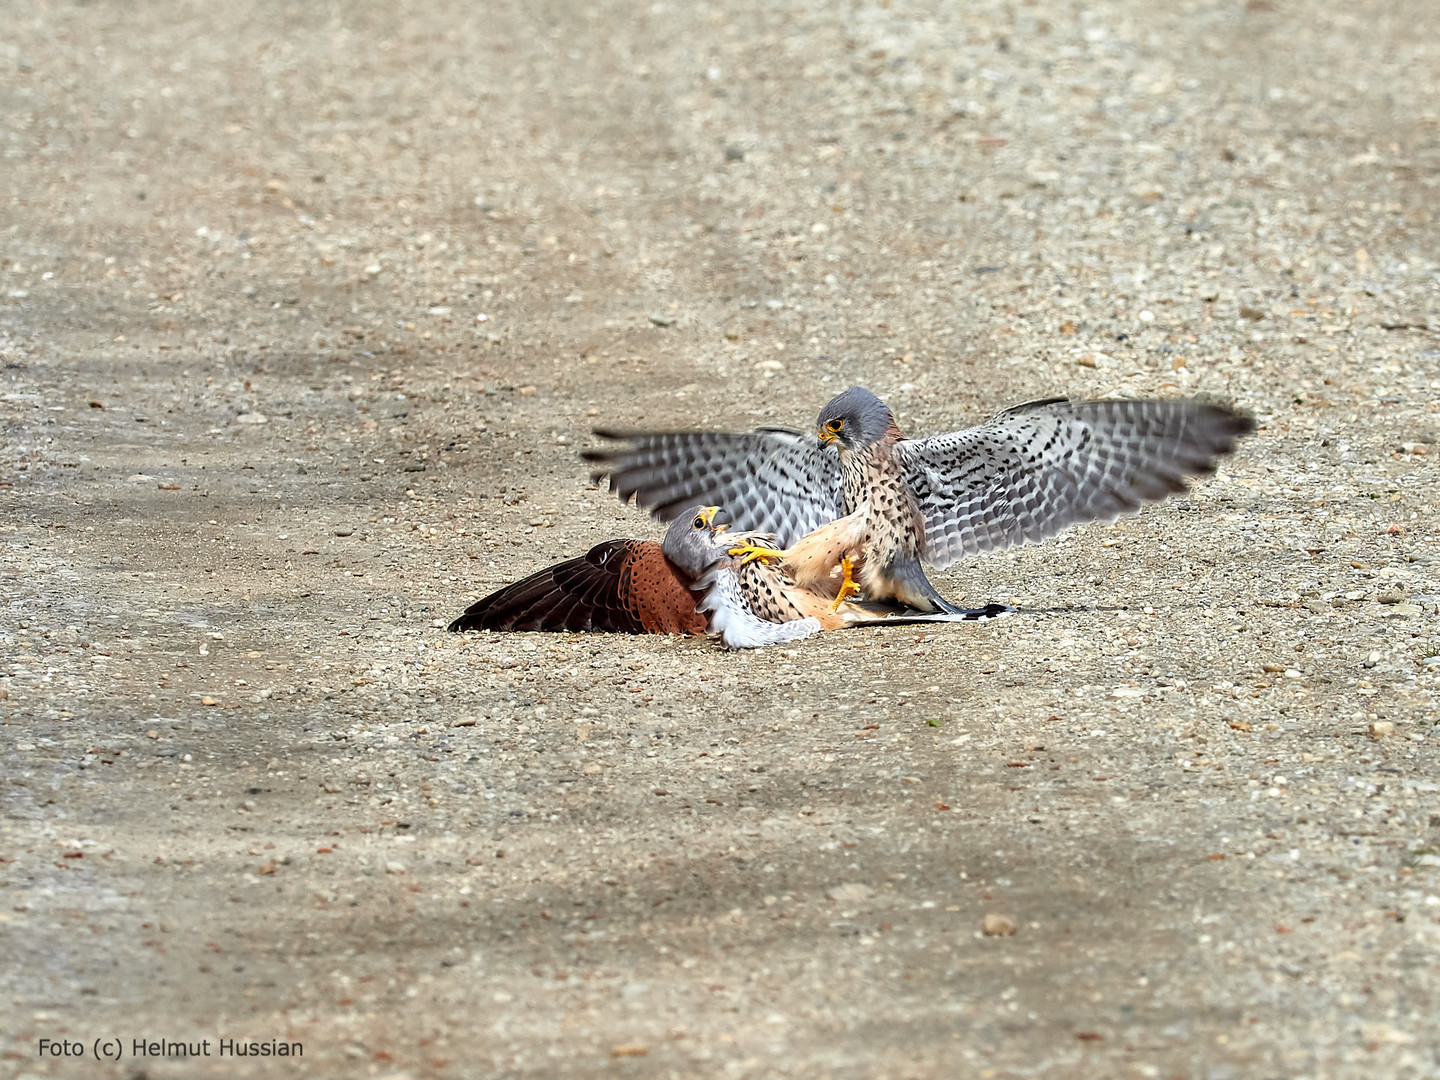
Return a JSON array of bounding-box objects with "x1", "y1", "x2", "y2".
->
[
  {"x1": 1368, "y1": 720, "x2": 1396, "y2": 739},
  {"x1": 827, "y1": 883, "x2": 873, "y2": 903},
  {"x1": 235, "y1": 412, "x2": 268, "y2": 425},
  {"x1": 385, "y1": 861, "x2": 406, "y2": 874},
  {"x1": 983, "y1": 913, "x2": 1018, "y2": 937}
]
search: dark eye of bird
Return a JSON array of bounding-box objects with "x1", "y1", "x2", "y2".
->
[
  {"x1": 692, "y1": 516, "x2": 704, "y2": 528},
  {"x1": 827, "y1": 418, "x2": 843, "y2": 432}
]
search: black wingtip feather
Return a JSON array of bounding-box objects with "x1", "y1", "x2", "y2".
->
[
  {"x1": 448, "y1": 548, "x2": 645, "y2": 635},
  {"x1": 1190, "y1": 399, "x2": 1257, "y2": 438}
]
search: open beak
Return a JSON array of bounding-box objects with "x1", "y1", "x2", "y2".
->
[{"x1": 696, "y1": 505, "x2": 729, "y2": 533}]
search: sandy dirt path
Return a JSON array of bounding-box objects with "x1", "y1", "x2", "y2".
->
[{"x1": 3, "y1": 1, "x2": 1439, "y2": 1076}]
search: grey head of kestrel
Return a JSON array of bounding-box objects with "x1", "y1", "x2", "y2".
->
[
  {"x1": 659, "y1": 504, "x2": 732, "y2": 578},
  {"x1": 816, "y1": 386, "x2": 895, "y2": 452}
]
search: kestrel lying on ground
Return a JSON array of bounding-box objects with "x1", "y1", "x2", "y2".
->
[
  {"x1": 448, "y1": 506, "x2": 1007, "y2": 649},
  {"x1": 585, "y1": 389, "x2": 1254, "y2": 613}
]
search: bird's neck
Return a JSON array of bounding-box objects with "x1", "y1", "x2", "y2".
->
[{"x1": 839, "y1": 440, "x2": 895, "y2": 511}]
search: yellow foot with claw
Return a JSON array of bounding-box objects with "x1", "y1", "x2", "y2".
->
[
  {"x1": 728, "y1": 542, "x2": 786, "y2": 566},
  {"x1": 831, "y1": 556, "x2": 860, "y2": 611}
]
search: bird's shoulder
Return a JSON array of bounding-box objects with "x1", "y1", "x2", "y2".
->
[{"x1": 584, "y1": 538, "x2": 656, "y2": 574}]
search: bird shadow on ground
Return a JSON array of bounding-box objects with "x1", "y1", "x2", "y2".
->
[{"x1": 1006, "y1": 601, "x2": 1216, "y2": 615}]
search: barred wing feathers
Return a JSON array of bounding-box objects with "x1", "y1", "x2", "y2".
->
[
  {"x1": 897, "y1": 398, "x2": 1254, "y2": 568},
  {"x1": 584, "y1": 428, "x2": 844, "y2": 548}
]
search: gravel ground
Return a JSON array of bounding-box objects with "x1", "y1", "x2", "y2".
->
[{"x1": 3, "y1": 1, "x2": 1440, "y2": 1077}]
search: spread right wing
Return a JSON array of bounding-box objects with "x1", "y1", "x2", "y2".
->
[{"x1": 584, "y1": 427, "x2": 844, "y2": 547}]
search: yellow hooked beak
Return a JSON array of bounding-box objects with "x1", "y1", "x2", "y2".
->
[{"x1": 817, "y1": 428, "x2": 838, "y2": 446}]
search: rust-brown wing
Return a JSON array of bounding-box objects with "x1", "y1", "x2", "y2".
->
[{"x1": 448, "y1": 539, "x2": 705, "y2": 636}]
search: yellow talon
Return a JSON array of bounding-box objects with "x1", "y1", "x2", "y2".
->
[
  {"x1": 831, "y1": 555, "x2": 860, "y2": 611},
  {"x1": 728, "y1": 542, "x2": 786, "y2": 566}
]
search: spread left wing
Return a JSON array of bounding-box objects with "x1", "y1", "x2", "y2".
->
[
  {"x1": 448, "y1": 539, "x2": 705, "y2": 635},
  {"x1": 895, "y1": 397, "x2": 1254, "y2": 568}
]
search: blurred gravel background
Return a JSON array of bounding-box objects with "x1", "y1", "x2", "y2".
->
[{"x1": 2, "y1": 1, "x2": 1439, "y2": 1077}]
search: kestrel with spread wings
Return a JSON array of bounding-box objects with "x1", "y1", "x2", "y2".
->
[{"x1": 585, "y1": 388, "x2": 1254, "y2": 613}]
